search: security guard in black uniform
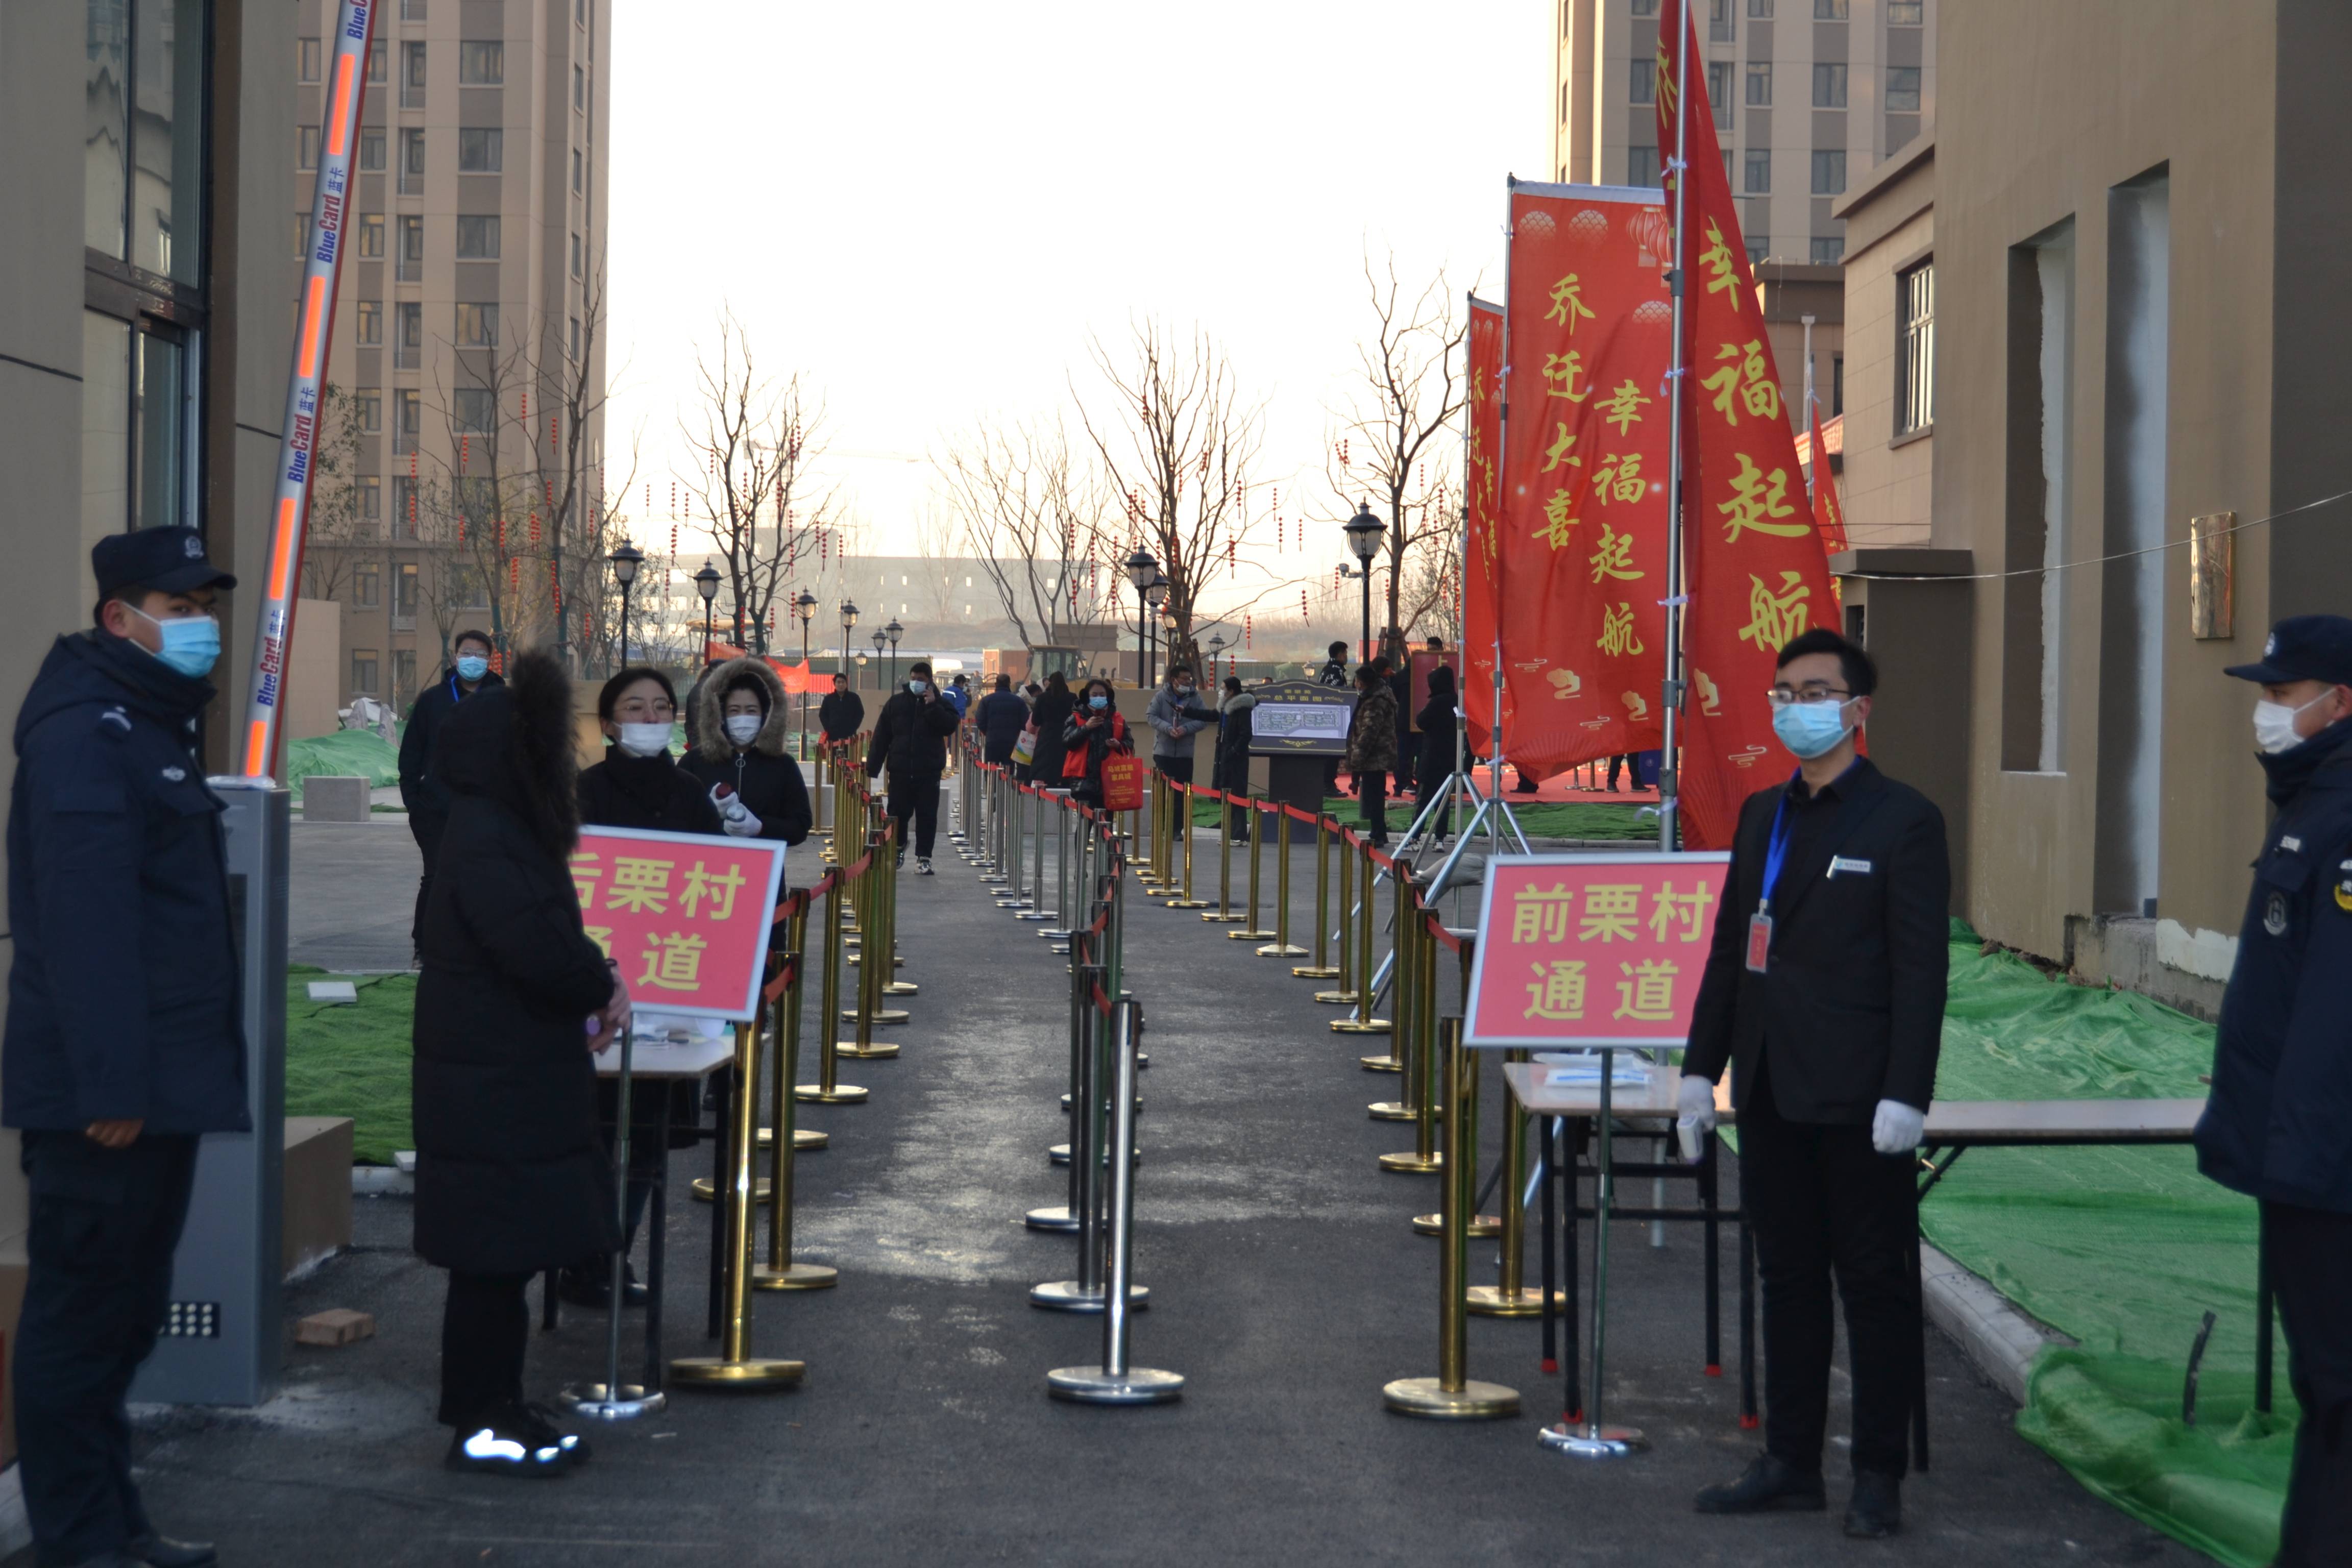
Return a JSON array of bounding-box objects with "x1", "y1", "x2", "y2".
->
[
  {"x1": 6, "y1": 529, "x2": 246, "y2": 1568},
  {"x1": 2195, "y1": 614, "x2": 2352, "y2": 1568}
]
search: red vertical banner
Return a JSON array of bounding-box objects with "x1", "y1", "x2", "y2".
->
[
  {"x1": 1655, "y1": 0, "x2": 1839, "y2": 848},
  {"x1": 1462, "y1": 295, "x2": 1506, "y2": 756},
  {"x1": 1808, "y1": 407, "x2": 1848, "y2": 556},
  {"x1": 1496, "y1": 183, "x2": 1674, "y2": 782}
]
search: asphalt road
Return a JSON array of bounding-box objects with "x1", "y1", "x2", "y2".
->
[{"x1": 35, "y1": 787, "x2": 2203, "y2": 1566}]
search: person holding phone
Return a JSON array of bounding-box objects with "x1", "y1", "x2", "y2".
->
[
  {"x1": 864, "y1": 659, "x2": 960, "y2": 873},
  {"x1": 1060, "y1": 677, "x2": 1132, "y2": 806}
]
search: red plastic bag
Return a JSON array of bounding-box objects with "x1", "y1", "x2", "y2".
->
[{"x1": 1100, "y1": 752, "x2": 1144, "y2": 813}]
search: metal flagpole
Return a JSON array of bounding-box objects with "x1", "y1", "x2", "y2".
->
[{"x1": 1655, "y1": 0, "x2": 1694, "y2": 854}]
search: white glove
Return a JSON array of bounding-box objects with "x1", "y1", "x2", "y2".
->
[
  {"x1": 1675, "y1": 1072, "x2": 1719, "y2": 1139},
  {"x1": 722, "y1": 807, "x2": 763, "y2": 838},
  {"x1": 1871, "y1": 1098, "x2": 1925, "y2": 1156}
]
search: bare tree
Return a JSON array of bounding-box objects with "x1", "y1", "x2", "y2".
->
[
  {"x1": 932, "y1": 416, "x2": 1119, "y2": 651},
  {"x1": 1074, "y1": 320, "x2": 1287, "y2": 678},
  {"x1": 1322, "y1": 253, "x2": 1469, "y2": 658},
  {"x1": 680, "y1": 312, "x2": 835, "y2": 655}
]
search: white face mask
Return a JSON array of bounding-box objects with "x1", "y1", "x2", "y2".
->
[
  {"x1": 723, "y1": 713, "x2": 763, "y2": 746},
  {"x1": 907, "y1": 680, "x2": 928, "y2": 695},
  {"x1": 2255, "y1": 693, "x2": 2334, "y2": 755},
  {"x1": 616, "y1": 721, "x2": 672, "y2": 758}
]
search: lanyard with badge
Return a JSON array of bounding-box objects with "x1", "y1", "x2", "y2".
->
[{"x1": 1746, "y1": 786, "x2": 1797, "y2": 974}]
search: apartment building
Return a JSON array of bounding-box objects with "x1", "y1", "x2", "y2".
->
[
  {"x1": 300, "y1": 0, "x2": 612, "y2": 711},
  {"x1": 1553, "y1": 0, "x2": 1933, "y2": 267}
]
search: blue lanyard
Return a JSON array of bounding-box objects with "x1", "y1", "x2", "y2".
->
[{"x1": 1758, "y1": 775, "x2": 1800, "y2": 915}]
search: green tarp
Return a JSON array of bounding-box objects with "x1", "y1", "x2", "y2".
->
[
  {"x1": 1924, "y1": 924, "x2": 2284, "y2": 1566},
  {"x1": 280, "y1": 728, "x2": 401, "y2": 805}
]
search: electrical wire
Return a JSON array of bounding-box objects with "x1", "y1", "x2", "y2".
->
[{"x1": 1836, "y1": 484, "x2": 2352, "y2": 583}]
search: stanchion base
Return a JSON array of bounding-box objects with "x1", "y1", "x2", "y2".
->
[
  {"x1": 1378, "y1": 1150, "x2": 1443, "y2": 1173},
  {"x1": 558, "y1": 1383, "x2": 667, "y2": 1419},
  {"x1": 882, "y1": 982, "x2": 919, "y2": 996},
  {"x1": 794, "y1": 1083, "x2": 869, "y2": 1104},
  {"x1": 1047, "y1": 1365, "x2": 1185, "y2": 1405},
  {"x1": 755, "y1": 1128, "x2": 830, "y2": 1152},
  {"x1": 751, "y1": 1262, "x2": 839, "y2": 1292},
  {"x1": 1226, "y1": 928, "x2": 1277, "y2": 941},
  {"x1": 1292, "y1": 965, "x2": 1342, "y2": 979},
  {"x1": 1360, "y1": 1053, "x2": 1403, "y2": 1070},
  {"x1": 1255, "y1": 943, "x2": 1310, "y2": 958},
  {"x1": 1538, "y1": 1422, "x2": 1647, "y2": 1457},
  {"x1": 1039, "y1": 928, "x2": 1074, "y2": 941},
  {"x1": 669, "y1": 1356, "x2": 804, "y2": 1388},
  {"x1": 1369, "y1": 1101, "x2": 1413, "y2": 1121},
  {"x1": 1314, "y1": 989, "x2": 1360, "y2": 1005},
  {"x1": 1016, "y1": 911, "x2": 1053, "y2": 921},
  {"x1": 1333, "y1": 1020, "x2": 1392, "y2": 1037},
  {"x1": 1029, "y1": 1280, "x2": 1150, "y2": 1313},
  {"x1": 1464, "y1": 1285, "x2": 1568, "y2": 1317},
  {"x1": 1049, "y1": 1145, "x2": 1141, "y2": 1167},
  {"x1": 837, "y1": 1040, "x2": 901, "y2": 1059},
  {"x1": 843, "y1": 1009, "x2": 911, "y2": 1024},
  {"x1": 1163, "y1": 898, "x2": 1208, "y2": 910},
  {"x1": 689, "y1": 1176, "x2": 770, "y2": 1204},
  {"x1": 1382, "y1": 1377, "x2": 1519, "y2": 1419},
  {"x1": 1061, "y1": 1093, "x2": 1142, "y2": 1113},
  {"x1": 1200, "y1": 911, "x2": 1247, "y2": 923},
  {"x1": 1025, "y1": 1205, "x2": 1079, "y2": 1232},
  {"x1": 1413, "y1": 1211, "x2": 1502, "y2": 1237}
]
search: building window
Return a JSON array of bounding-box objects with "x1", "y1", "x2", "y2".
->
[
  {"x1": 298, "y1": 125, "x2": 320, "y2": 170},
  {"x1": 1706, "y1": 62, "x2": 1732, "y2": 126},
  {"x1": 356, "y1": 212, "x2": 384, "y2": 258},
  {"x1": 401, "y1": 41, "x2": 426, "y2": 109},
  {"x1": 401, "y1": 0, "x2": 427, "y2": 19},
  {"x1": 360, "y1": 129, "x2": 386, "y2": 171},
  {"x1": 1747, "y1": 0, "x2": 1774, "y2": 13},
  {"x1": 455, "y1": 214, "x2": 501, "y2": 258},
  {"x1": 1747, "y1": 239, "x2": 1770, "y2": 267},
  {"x1": 453, "y1": 387, "x2": 496, "y2": 432},
  {"x1": 397, "y1": 215, "x2": 424, "y2": 281},
  {"x1": 399, "y1": 128, "x2": 426, "y2": 194},
  {"x1": 1888, "y1": 0, "x2": 1922, "y2": 21},
  {"x1": 299, "y1": 38, "x2": 322, "y2": 82},
  {"x1": 574, "y1": 63, "x2": 585, "y2": 110},
  {"x1": 1708, "y1": 0, "x2": 1734, "y2": 42},
  {"x1": 357, "y1": 389, "x2": 382, "y2": 432},
  {"x1": 367, "y1": 38, "x2": 386, "y2": 81},
  {"x1": 292, "y1": 211, "x2": 311, "y2": 259},
  {"x1": 1627, "y1": 145, "x2": 1661, "y2": 187},
  {"x1": 1810, "y1": 236, "x2": 1845, "y2": 265},
  {"x1": 453, "y1": 303, "x2": 498, "y2": 348},
  {"x1": 570, "y1": 232, "x2": 582, "y2": 278},
  {"x1": 395, "y1": 303, "x2": 423, "y2": 370},
  {"x1": 355, "y1": 300, "x2": 383, "y2": 345},
  {"x1": 569, "y1": 315, "x2": 581, "y2": 360},
  {"x1": 458, "y1": 41, "x2": 504, "y2": 84},
  {"x1": 352, "y1": 649, "x2": 379, "y2": 695},
  {"x1": 572, "y1": 146, "x2": 583, "y2": 192},
  {"x1": 1895, "y1": 261, "x2": 1933, "y2": 433},
  {"x1": 1812, "y1": 62, "x2": 1848, "y2": 107},
  {"x1": 1743, "y1": 148, "x2": 1771, "y2": 193},
  {"x1": 1745, "y1": 62, "x2": 1771, "y2": 106},
  {"x1": 354, "y1": 562, "x2": 381, "y2": 608},
  {"x1": 1810, "y1": 148, "x2": 1846, "y2": 195},
  {"x1": 577, "y1": 0, "x2": 586, "y2": 21},
  {"x1": 457, "y1": 129, "x2": 503, "y2": 172},
  {"x1": 1622, "y1": 58, "x2": 1650, "y2": 106},
  {"x1": 1630, "y1": 0, "x2": 1657, "y2": 13},
  {"x1": 358, "y1": 475, "x2": 382, "y2": 531},
  {"x1": 395, "y1": 387, "x2": 421, "y2": 451},
  {"x1": 1885, "y1": 66, "x2": 1921, "y2": 113},
  {"x1": 392, "y1": 476, "x2": 418, "y2": 536},
  {"x1": 396, "y1": 562, "x2": 420, "y2": 626},
  {"x1": 1813, "y1": 0, "x2": 1847, "y2": 15}
]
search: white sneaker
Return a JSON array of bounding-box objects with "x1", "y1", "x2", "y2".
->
[{"x1": 915, "y1": 858, "x2": 935, "y2": 875}]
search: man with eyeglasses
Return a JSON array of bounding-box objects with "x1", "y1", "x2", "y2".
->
[{"x1": 1677, "y1": 626, "x2": 1951, "y2": 1541}]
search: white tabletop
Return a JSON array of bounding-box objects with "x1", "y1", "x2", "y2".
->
[{"x1": 591, "y1": 1034, "x2": 738, "y2": 1081}]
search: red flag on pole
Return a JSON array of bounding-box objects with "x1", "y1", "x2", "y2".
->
[
  {"x1": 1655, "y1": 0, "x2": 1840, "y2": 849},
  {"x1": 1807, "y1": 407, "x2": 1848, "y2": 557},
  {"x1": 1461, "y1": 296, "x2": 1505, "y2": 757}
]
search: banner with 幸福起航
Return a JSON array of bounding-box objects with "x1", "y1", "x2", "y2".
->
[{"x1": 569, "y1": 825, "x2": 787, "y2": 1021}]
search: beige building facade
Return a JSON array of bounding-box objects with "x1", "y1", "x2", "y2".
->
[
  {"x1": 1554, "y1": 0, "x2": 1935, "y2": 266},
  {"x1": 1830, "y1": 133, "x2": 1931, "y2": 548}
]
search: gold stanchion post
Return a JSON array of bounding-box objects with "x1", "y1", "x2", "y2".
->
[
  {"x1": 1315, "y1": 835, "x2": 1357, "y2": 1004},
  {"x1": 1294, "y1": 815, "x2": 1340, "y2": 979},
  {"x1": 1229, "y1": 800, "x2": 1274, "y2": 941},
  {"x1": 670, "y1": 1016, "x2": 804, "y2": 1387},
  {"x1": 796, "y1": 864, "x2": 867, "y2": 1104},
  {"x1": 758, "y1": 902, "x2": 837, "y2": 1289},
  {"x1": 1257, "y1": 808, "x2": 1307, "y2": 958},
  {"x1": 840, "y1": 825, "x2": 901, "y2": 1058},
  {"x1": 1465, "y1": 1050, "x2": 1557, "y2": 1310},
  {"x1": 1166, "y1": 782, "x2": 1207, "y2": 909},
  {"x1": 1332, "y1": 836, "x2": 1389, "y2": 1037},
  {"x1": 1204, "y1": 789, "x2": 1243, "y2": 923}
]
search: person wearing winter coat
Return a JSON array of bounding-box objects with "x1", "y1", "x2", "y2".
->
[
  {"x1": 1344, "y1": 664, "x2": 1399, "y2": 848},
  {"x1": 865, "y1": 658, "x2": 962, "y2": 871},
  {"x1": 399, "y1": 629, "x2": 504, "y2": 950},
  {"x1": 818, "y1": 674, "x2": 865, "y2": 743},
  {"x1": 567, "y1": 667, "x2": 721, "y2": 1308},
  {"x1": 1215, "y1": 677, "x2": 1257, "y2": 843},
  {"x1": 1145, "y1": 665, "x2": 1215, "y2": 785},
  {"x1": 974, "y1": 673, "x2": 1030, "y2": 767},
  {"x1": 680, "y1": 656, "x2": 813, "y2": 850},
  {"x1": 1028, "y1": 671, "x2": 1076, "y2": 787},
  {"x1": 1060, "y1": 677, "x2": 1133, "y2": 806},
  {"x1": 412, "y1": 650, "x2": 626, "y2": 1477},
  {"x1": 1414, "y1": 665, "x2": 1460, "y2": 841}
]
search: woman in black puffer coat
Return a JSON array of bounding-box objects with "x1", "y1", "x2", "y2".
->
[
  {"x1": 1027, "y1": 671, "x2": 1076, "y2": 786},
  {"x1": 680, "y1": 655, "x2": 814, "y2": 850},
  {"x1": 413, "y1": 651, "x2": 622, "y2": 1475}
]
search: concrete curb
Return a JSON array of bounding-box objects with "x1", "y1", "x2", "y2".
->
[
  {"x1": 351, "y1": 1165, "x2": 413, "y2": 1197},
  {"x1": 1921, "y1": 1240, "x2": 2070, "y2": 1404}
]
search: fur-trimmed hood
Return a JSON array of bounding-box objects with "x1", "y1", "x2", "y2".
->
[
  {"x1": 693, "y1": 656, "x2": 791, "y2": 760},
  {"x1": 434, "y1": 649, "x2": 580, "y2": 857}
]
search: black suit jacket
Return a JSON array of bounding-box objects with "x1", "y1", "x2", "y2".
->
[{"x1": 1684, "y1": 756, "x2": 1950, "y2": 1125}]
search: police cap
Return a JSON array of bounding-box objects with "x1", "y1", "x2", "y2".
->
[
  {"x1": 2225, "y1": 615, "x2": 2352, "y2": 687},
  {"x1": 92, "y1": 527, "x2": 238, "y2": 603}
]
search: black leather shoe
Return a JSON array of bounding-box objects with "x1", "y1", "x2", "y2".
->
[
  {"x1": 445, "y1": 1408, "x2": 574, "y2": 1479},
  {"x1": 1844, "y1": 1469, "x2": 1902, "y2": 1538},
  {"x1": 126, "y1": 1536, "x2": 218, "y2": 1567},
  {"x1": 1694, "y1": 1453, "x2": 1828, "y2": 1514},
  {"x1": 522, "y1": 1400, "x2": 592, "y2": 1465}
]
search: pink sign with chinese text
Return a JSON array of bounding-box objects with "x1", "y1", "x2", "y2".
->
[
  {"x1": 570, "y1": 826, "x2": 788, "y2": 1021},
  {"x1": 1463, "y1": 852, "x2": 1731, "y2": 1048}
]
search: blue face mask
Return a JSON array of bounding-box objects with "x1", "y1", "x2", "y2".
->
[
  {"x1": 907, "y1": 680, "x2": 928, "y2": 695},
  {"x1": 128, "y1": 605, "x2": 220, "y2": 680},
  {"x1": 1771, "y1": 698, "x2": 1853, "y2": 761},
  {"x1": 455, "y1": 654, "x2": 491, "y2": 682},
  {"x1": 1089, "y1": 694, "x2": 1109, "y2": 710}
]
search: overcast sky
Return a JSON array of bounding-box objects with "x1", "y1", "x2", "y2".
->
[{"x1": 603, "y1": 1, "x2": 1551, "y2": 612}]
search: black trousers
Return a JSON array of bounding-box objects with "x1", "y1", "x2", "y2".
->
[
  {"x1": 1359, "y1": 770, "x2": 1388, "y2": 845},
  {"x1": 1154, "y1": 754, "x2": 1193, "y2": 787},
  {"x1": 1606, "y1": 752, "x2": 1633, "y2": 791},
  {"x1": 15, "y1": 1130, "x2": 199, "y2": 1563},
  {"x1": 438, "y1": 1270, "x2": 534, "y2": 1429},
  {"x1": 1739, "y1": 1059, "x2": 1918, "y2": 1478},
  {"x1": 887, "y1": 770, "x2": 942, "y2": 858},
  {"x1": 409, "y1": 810, "x2": 448, "y2": 947},
  {"x1": 2267, "y1": 1200, "x2": 2352, "y2": 1565},
  {"x1": 1414, "y1": 763, "x2": 1453, "y2": 838}
]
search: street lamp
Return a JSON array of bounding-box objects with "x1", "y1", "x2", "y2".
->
[
  {"x1": 693, "y1": 560, "x2": 721, "y2": 668},
  {"x1": 609, "y1": 538, "x2": 644, "y2": 669},
  {"x1": 871, "y1": 628, "x2": 887, "y2": 686},
  {"x1": 884, "y1": 618, "x2": 903, "y2": 685},
  {"x1": 1124, "y1": 547, "x2": 1158, "y2": 687},
  {"x1": 1143, "y1": 572, "x2": 1170, "y2": 689},
  {"x1": 839, "y1": 598, "x2": 858, "y2": 689},
  {"x1": 794, "y1": 590, "x2": 818, "y2": 756},
  {"x1": 1343, "y1": 502, "x2": 1385, "y2": 666},
  {"x1": 1208, "y1": 630, "x2": 1226, "y2": 687}
]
